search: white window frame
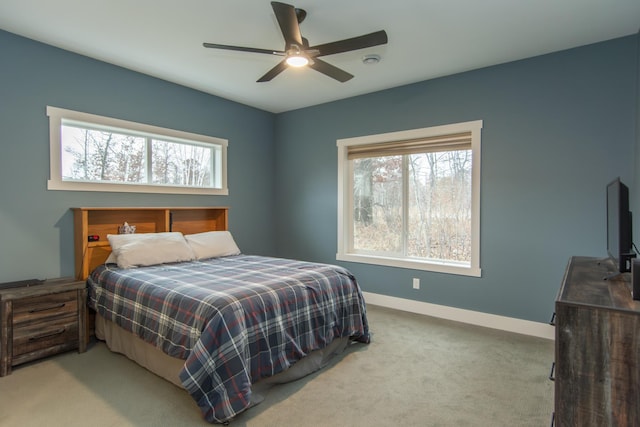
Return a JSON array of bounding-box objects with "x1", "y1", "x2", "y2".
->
[
  {"x1": 47, "y1": 106, "x2": 228, "y2": 195},
  {"x1": 337, "y1": 120, "x2": 482, "y2": 277}
]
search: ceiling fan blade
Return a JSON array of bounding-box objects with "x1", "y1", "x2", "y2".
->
[
  {"x1": 257, "y1": 60, "x2": 289, "y2": 82},
  {"x1": 203, "y1": 43, "x2": 284, "y2": 56},
  {"x1": 271, "y1": 1, "x2": 304, "y2": 48},
  {"x1": 308, "y1": 58, "x2": 354, "y2": 82},
  {"x1": 311, "y1": 30, "x2": 388, "y2": 57}
]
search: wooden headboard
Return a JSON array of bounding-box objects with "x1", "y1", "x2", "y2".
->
[{"x1": 72, "y1": 207, "x2": 229, "y2": 280}]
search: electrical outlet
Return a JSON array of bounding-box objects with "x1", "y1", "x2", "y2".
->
[{"x1": 412, "y1": 278, "x2": 420, "y2": 290}]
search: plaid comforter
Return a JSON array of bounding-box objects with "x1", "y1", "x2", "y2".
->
[{"x1": 87, "y1": 255, "x2": 370, "y2": 424}]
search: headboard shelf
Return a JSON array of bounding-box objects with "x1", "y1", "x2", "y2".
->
[
  {"x1": 72, "y1": 207, "x2": 229, "y2": 280},
  {"x1": 88, "y1": 241, "x2": 110, "y2": 248}
]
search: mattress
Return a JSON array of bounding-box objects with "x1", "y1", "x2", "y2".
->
[{"x1": 96, "y1": 313, "x2": 350, "y2": 401}]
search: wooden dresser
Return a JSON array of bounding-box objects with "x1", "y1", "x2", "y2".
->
[
  {"x1": 554, "y1": 256, "x2": 640, "y2": 426},
  {"x1": 0, "y1": 278, "x2": 87, "y2": 376}
]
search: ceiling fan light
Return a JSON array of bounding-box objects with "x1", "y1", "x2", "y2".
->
[{"x1": 286, "y1": 55, "x2": 309, "y2": 67}]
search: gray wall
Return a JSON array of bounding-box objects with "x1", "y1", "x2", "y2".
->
[
  {"x1": 274, "y1": 35, "x2": 639, "y2": 323},
  {"x1": 2, "y1": 28, "x2": 638, "y2": 325},
  {"x1": 0, "y1": 30, "x2": 276, "y2": 282}
]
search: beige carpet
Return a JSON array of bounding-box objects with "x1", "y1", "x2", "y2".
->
[{"x1": 0, "y1": 305, "x2": 555, "y2": 426}]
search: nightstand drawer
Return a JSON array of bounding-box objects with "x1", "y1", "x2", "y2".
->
[
  {"x1": 12, "y1": 290, "x2": 78, "y2": 326},
  {"x1": 13, "y1": 315, "x2": 79, "y2": 359},
  {"x1": 0, "y1": 278, "x2": 87, "y2": 376}
]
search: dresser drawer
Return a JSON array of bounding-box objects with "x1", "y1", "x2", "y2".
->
[
  {"x1": 12, "y1": 290, "x2": 78, "y2": 327},
  {"x1": 12, "y1": 315, "x2": 79, "y2": 360}
]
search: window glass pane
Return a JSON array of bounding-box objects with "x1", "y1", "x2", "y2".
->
[
  {"x1": 49, "y1": 106, "x2": 228, "y2": 195},
  {"x1": 151, "y1": 139, "x2": 213, "y2": 187},
  {"x1": 338, "y1": 120, "x2": 481, "y2": 275},
  {"x1": 352, "y1": 156, "x2": 403, "y2": 253},
  {"x1": 61, "y1": 125, "x2": 146, "y2": 183},
  {"x1": 407, "y1": 150, "x2": 472, "y2": 263}
]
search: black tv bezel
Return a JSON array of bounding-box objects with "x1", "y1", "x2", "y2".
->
[{"x1": 606, "y1": 177, "x2": 635, "y2": 273}]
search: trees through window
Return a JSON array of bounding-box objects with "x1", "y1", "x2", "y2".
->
[
  {"x1": 337, "y1": 121, "x2": 482, "y2": 276},
  {"x1": 47, "y1": 106, "x2": 227, "y2": 195}
]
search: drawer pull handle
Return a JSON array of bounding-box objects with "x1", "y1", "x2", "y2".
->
[
  {"x1": 548, "y1": 361, "x2": 555, "y2": 381},
  {"x1": 29, "y1": 303, "x2": 66, "y2": 313},
  {"x1": 28, "y1": 327, "x2": 66, "y2": 341}
]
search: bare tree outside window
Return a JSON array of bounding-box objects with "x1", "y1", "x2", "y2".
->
[
  {"x1": 407, "y1": 150, "x2": 471, "y2": 263},
  {"x1": 338, "y1": 120, "x2": 481, "y2": 276},
  {"x1": 62, "y1": 126, "x2": 146, "y2": 183},
  {"x1": 48, "y1": 106, "x2": 228, "y2": 196},
  {"x1": 60, "y1": 125, "x2": 214, "y2": 188},
  {"x1": 353, "y1": 155, "x2": 402, "y2": 254},
  {"x1": 352, "y1": 149, "x2": 472, "y2": 263},
  {"x1": 152, "y1": 139, "x2": 212, "y2": 187}
]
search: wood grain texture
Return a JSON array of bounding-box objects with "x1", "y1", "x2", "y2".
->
[
  {"x1": 72, "y1": 207, "x2": 230, "y2": 342},
  {"x1": 555, "y1": 257, "x2": 640, "y2": 426},
  {"x1": 0, "y1": 299, "x2": 13, "y2": 376},
  {"x1": 72, "y1": 207, "x2": 229, "y2": 280},
  {"x1": 0, "y1": 278, "x2": 86, "y2": 376}
]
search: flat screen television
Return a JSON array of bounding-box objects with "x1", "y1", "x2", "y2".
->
[{"x1": 606, "y1": 177, "x2": 635, "y2": 273}]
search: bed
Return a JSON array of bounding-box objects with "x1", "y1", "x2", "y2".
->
[{"x1": 73, "y1": 207, "x2": 370, "y2": 424}]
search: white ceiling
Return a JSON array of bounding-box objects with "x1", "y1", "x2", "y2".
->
[{"x1": 1, "y1": 0, "x2": 639, "y2": 113}]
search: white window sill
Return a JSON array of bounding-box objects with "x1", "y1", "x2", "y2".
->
[
  {"x1": 47, "y1": 180, "x2": 229, "y2": 196},
  {"x1": 336, "y1": 252, "x2": 481, "y2": 277}
]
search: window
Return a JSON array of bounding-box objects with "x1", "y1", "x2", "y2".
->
[
  {"x1": 47, "y1": 106, "x2": 228, "y2": 195},
  {"x1": 337, "y1": 120, "x2": 482, "y2": 276}
]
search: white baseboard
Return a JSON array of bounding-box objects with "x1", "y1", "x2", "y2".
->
[{"x1": 362, "y1": 292, "x2": 555, "y2": 341}]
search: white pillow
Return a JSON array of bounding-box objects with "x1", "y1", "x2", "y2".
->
[
  {"x1": 107, "y1": 232, "x2": 195, "y2": 269},
  {"x1": 184, "y1": 231, "x2": 241, "y2": 260}
]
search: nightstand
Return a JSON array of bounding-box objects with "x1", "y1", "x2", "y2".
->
[{"x1": 0, "y1": 277, "x2": 87, "y2": 376}]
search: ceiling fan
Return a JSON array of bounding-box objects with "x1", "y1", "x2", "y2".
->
[{"x1": 203, "y1": 1, "x2": 388, "y2": 83}]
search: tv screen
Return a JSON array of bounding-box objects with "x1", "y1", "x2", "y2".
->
[{"x1": 606, "y1": 177, "x2": 635, "y2": 272}]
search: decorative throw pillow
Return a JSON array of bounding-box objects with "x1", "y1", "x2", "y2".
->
[
  {"x1": 107, "y1": 232, "x2": 195, "y2": 269},
  {"x1": 184, "y1": 231, "x2": 241, "y2": 260}
]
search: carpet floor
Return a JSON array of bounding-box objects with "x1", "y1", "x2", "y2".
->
[{"x1": 0, "y1": 305, "x2": 555, "y2": 426}]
